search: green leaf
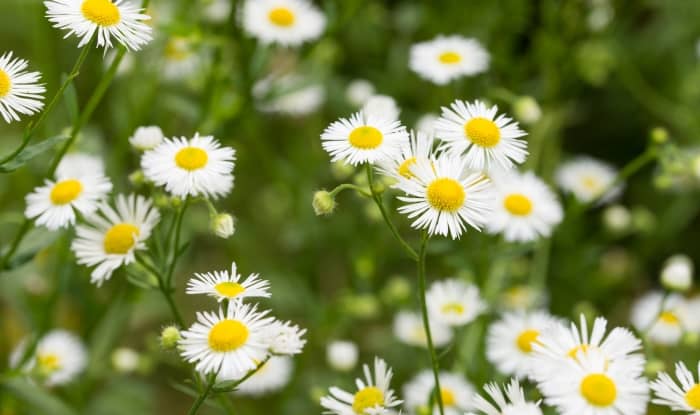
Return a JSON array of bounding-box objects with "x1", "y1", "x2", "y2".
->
[
  {"x1": 0, "y1": 134, "x2": 69, "y2": 173},
  {"x1": 87, "y1": 289, "x2": 133, "y2": 377},
  {"x1": 1, "y1": 377, "x2": 78, "y2": 415}
]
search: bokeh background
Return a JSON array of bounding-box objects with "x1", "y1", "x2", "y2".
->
[{"x1": 2, "y1": 0, "x2": 700, "y2": 413}]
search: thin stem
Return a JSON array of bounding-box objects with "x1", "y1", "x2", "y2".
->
[
  {"x1": 329, "y1": 183, "x2": 372, "y2": 198},
  {"x1": 187, "y1": 376, "x2": 216, "y2": 415},
  {"x1": 165, "y1": 198, "x2": 189, "y2": 287},
  {"x1": 417, "y1": 232, "x2": 444, "y2": 415},
  {"x1": 0, "y1": 45, "x2": 92, "y2": 166},
  {"x1": 135, "y1": 254, "x2": 185, "y2": 327},
  {"x1": 0, "y1": 219, "x2": 31, "y2": 271},
  {"x1": 366, "y1": 164, "x2": 418, "y2": 261}
]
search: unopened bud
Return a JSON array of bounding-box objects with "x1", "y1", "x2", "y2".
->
[
  {"x1": 513, "y1": 96, "x2": 542, "y2": 124},
  {"x1": 312, "y1": 190, "x2": 336, "y2": 216},
  {"x1": 650, "y1": 127, "x2": 669, "y2": 144},
  {"x1": 211, "y1": 213, "x2": 235, "y2": 239},
  {"x1": 661, "y1": 254, "x2": 693, "y2": 292},
  {"x1": 160, "y1": 326, "x2": 181, "y2": 349},
  {"x1": 645, "y1": 359, "x2": 666, "y2": 377},
  {"x1": 111, "y1": 347, "x2": 140, "y2": 373},
  {"x1": 129, "y1": 170, "x2": 145, "y2": 186}
]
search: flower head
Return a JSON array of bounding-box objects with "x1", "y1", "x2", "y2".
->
[{"x1": 0, "y1": 52, "x2": 45, "y2": 123}]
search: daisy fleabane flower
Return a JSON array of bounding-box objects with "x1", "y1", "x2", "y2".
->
[
  {"x1": 235, "y1": 355, "x2": 294, "y2": 396},
  {"x1": 240, "y1": 0, "x2": 326, "y2": 47},
  {"x1": 141, "y1": 133, "x2": 236, "y2": 199},
  {"x1": 44, "y1": 0, "x2": 152, "y2": 50},
  {"x1": 0, "y1": 52, "x2": 45, "y2": 123},
  {"x1": 631, "y1": 291, "x2": 688, "y2": 346},
  {"x1": 375, "y1": 130, "x2": 435, "y2": 182},
  {"x1": 71, "y1": 194, "x2": 160, "y2": 285},
  {"x1": 403, "y1": 370, "x2": 474, "y2": 415},
  {"x1": 179, "y1": 301, "x2": 276, "y2": 381},
  {"x1": 651, "y1": 361, "x2": 700, "y2": 414},
  {"x1": 487, "y1": 171, "x2": 563, "y2": 242},
  {"x1": 25, "y1": 153, "x2": 112, "y2": 230},
  {"x1": 466, "y1": 378, "x2": 543, "y2": 415},
  {"x1": 128, "y1": 125, "x2": 163, "y2": 151},
  {"x1": 320, "y1": 357, "x2": 402, "y2": 415},
  {"x1": 426, "y1": 278, "x2": 486, "y2": 326},
  {"x1": 537, "y1": 348, "x2": 649, "y2": 415},
  {"x1": 186, "y1": 261, "x2": 271, "y2": 303},
  {"x1": 395, "y1": 155, "x2": 493, "y2": 239},
  {"x1": 393, "y1": 310, "x2": 453, "y2": 348},
  {"x1": 263, "y1": 320, "x2": 307, "y2": 355},
  {"x1": 410, "y1": 35, "x2": 490, "y2": 85},
  {"x1": 555, "y1": 156, "x2": 621, "y2": 204},
  {"x1": 10, "y1": 330, "x2": 88, "y2": 386},
  {"x1": 486, "y1": 310, "x2": 560, "y2": 379},
  {"x1": 435, "y1": 100, "x2": 528, "y2": 171},
  {"x1": 321, "y1": 111, "x2": 408, "y2": 166}
]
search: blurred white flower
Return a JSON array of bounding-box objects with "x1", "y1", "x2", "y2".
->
[
  {"x1": 129, "y1": 126, "x2": 164, "y2": 151},
  {"x1": 426, "y1": 278, "x2": 486, "y2": 326},
  {"x1": 326, "y1": 340, "x2": 358, "y2": 372},
  {"x1": 602, "y1": 204, "x2": 631, "y2": 233},
  {"x1": 513, "y1": 96, "x2": 542, "y2": 125},
  {"x1": 11, "y1": 330, "x2": 87, "y2": 386},
  {"x1": 660, "y1": 254, "x2": 693, "y2": 292},
  {"x1": 468, "y1": 378, "x2": 543, "y2": 415},
  {"x1": 240, "y1": 0, "x2": 325, "y2": 47},
  {"x1": 415, "y1": 112, "x2": 438, "y2": 136},
  {"x1": 403, "y1": 370, "x2": 474, "y2": 415},
  {"x1": 111, "y1": 347, "x2": 140, "y2": 373},
  {"x1": 556, "y1": 156, "x2": 621, "y2": 204},
  {"x1": 346, "y1": 79, "x2": 375, "y2": 107},
  {"x1": 362, "y1": 94, "x2": 400, "y2": 123},
  {"x1": 393, "y1": 310, "x2": 453, "y2": 348},
  {"x1": 631, "y1": 292, "x2": 688, "y2": 346},
  {"x1": 410, "y1": 35, "x2": 489, "y2": 85},
  {"x1": 235, "y1": 356, "x2": 294, "y2": 396}
]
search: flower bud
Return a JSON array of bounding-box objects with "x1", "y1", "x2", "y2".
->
[
  {"x1": 312, "y1": 190, "x2": 336, "y2": 216},
  {"x1": 602, "y1": 204, "x2": 631, "y2": 234},
  {"x1": 513, "y1": 96, "x2": 542, "y2": 124},
  {"x1": 128, "y1": 170, "x2": 145, "y2": 186},
  {"x1": 661, "y1": 254, "x2": 693, "y2": 292},
  {"x1": 111, "y1": 347, "x2": 140, "y2": 373},
  {"x1": 128, "y1": 126, "x2": 163, "y2": 151},
  {"x1": 650, "y1": 127, "x2": 669, "y2": 144},
  {"x1": 326, "y1": 340, "x2": 358, "y2": 372},
  {"x1": 160, "y1": 326, "x2": 181, "y2": 349},
  {"x1": 211, "y1": 213, "x2": 235, "y2": 239},
  {"x1": 345, "y1": 79, "x2": 375, "y2": 107}
]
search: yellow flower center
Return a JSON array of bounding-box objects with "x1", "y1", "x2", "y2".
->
[
  {"x1": 582, "y1": 176, "x2": 601, "y2": 191},
  {"x1": 685, "y1": 384, "x2": 700, "y2": 409},
  {"x1": 175, "y1": 147, "x2": 209, "y2": 171},
  {"x1": 503, "y1": 193, "x2": 533, "y2": 216},
  {"x1": 441, "y1": 302, "x2": 465, "y2": 315},
  {"x1": 352, "y1": 386, "x2": 384, "y2": 414},
  {"x1": 464, "y1": 117, "x2": 500, "y2": 148},
  {"x1": 398, "y1": 157, "x2": 417, "y2": 179},
  {"x1": 567, "y1": 344, "x2": 590, "y2": 359},
  {"x1": 426, "y1": 178, "x2": 465, "y2": 212},
  {"x1": 50, "y1": 179, "x2": 83, "y2": 205},
  {"x1": 268, "y1": 7, "x2": 295, "y2": 27},
  {"x1": 516, "y1": 329, "x2": 540, "y2": 353},
  {"x1": 103, "y1": 223, "x2": 140, "y2": 255},
  {"x1": 348, "y1": 126, "x2": 383, "y2": 150},
  {"x1": 214, "y1": 282, "x2": 245, "y2": 298},
  {"x1": 81, "y1": 0, "x2": 121, "y2": 27},
  {"x1": 0, "y1": 69, "x2": 11, "y2": 98},
  {"x1": 438, "y1": 51, "x2": 462, "y2": 64},
  {"x1": 440, "y1": 387, "x2": 456, "y2": 406},
  {"x1": 164, "y1": 39, "x2": 190, "y2": 61},
  {"x1": 208, "y1": 319, "x2": 249, "y2": 352},
  {"x1": 580, "y1": 373, "x2": 617, "y2": 407},
  {"x1": 659, "y1": 311, "x2": 680, "y2": 325},
  {"x1": 36, "y1": 353, "x2": 61, "y2": 372}
]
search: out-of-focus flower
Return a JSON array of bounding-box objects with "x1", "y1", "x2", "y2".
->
[
  {"x1": 326, "y1": 340, "x2": 358, "y2": 372},
  {"x1": 409, "y1": 35, "x2": 489, "y2": 85}
]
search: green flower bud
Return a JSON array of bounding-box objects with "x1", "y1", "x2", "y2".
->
[
  {"x1": 160, "y1": 325, "x2": 181, "y2": 349},
  {"x1": 312, "y1": 190, "x2": 336, "y2": 216}
]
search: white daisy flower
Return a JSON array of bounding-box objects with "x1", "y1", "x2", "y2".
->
[
  {"x1": 485, "y1": 310, "x2": 560, "y2": 379},
  {"x1": 179, "y1": 301, "x2": 276, "y2": 381},
  {"x1": 393, "y1": 310, "x2": 453, "y2": 348},
  {"x1": 141, "y1": 133, "x2": 236, "y2": 199},
  {"x1": 346, "y1": 79, "x2": 375, "y2": 107},
  {"x1": 487, "y1": 171, "x2": 563, "y2": 242},
  {"x1": 44, "y1": 0, "x2": 152, "y2": 50},
  {"x1": 415, "y1": 113, "x2": 438, "y2": 136},
  {"x1": 0, "y1": 52, "x2": 45, "y2": 123},
  {"x1": 186, "y1": 261, "x2": 271, "y2": 303},
  {"x1": 71, "y1": 194, "x2": 160, "y2": 285},
  {"x1": 262, "y1": 320, "x2": 307, "y2": 356},
  {"x1": 537, "y1": 348, "x2": 649, "y2": 415},
  {"x1": 234, "y1": 355, "x2": 294, "y2": 396},
  {"x1": 435, "y1": 99, "x2": 528, "y2": 171},
  {"x1": 320, "y1": 357, "x2": 402, "y2": 415},
  {"x1": 555, "y1": 156, "x2": 621, "y2": 204},
  {"x1": 531, "y1": 315, "x2": 646, "y2": 383},
  {"x1": 201, "y1": 0, "x2": 232, "y2": 24},
  {"x1": 426, "y1": 278, "x2": 486, "y2": 327},
  {"x1": 403, "y1": 370, "x2": 474, "y2": 415},
  {"x1": 327, "y1": 340, "x2": 358, "y2": 372},
  {"x1": 660, "y1": 254, "x2": 693, "y2": 292},
  {"x1": 375, "y1": 130, "x2": 435, "y2": 182},
  {"x1": 10, "y1": 330, "x2": 87, "y2": 386},
  {"x1": 25, "y1": 154, "x2": 112, "y2": 230},
  {"x1": 395, "y1": 155, "x2": 494, "y2": 239},
  {"x1": 321, "y1": 111, "x2": 408, "y2": 166},
  {"x1": 161, "y1": 37, "x2": 202, "y2": 81},
  {"x1": 128, "y1": 125, "x2": 164, "y2": 151},
  {"x1": 362, "y1": 95, "x2": 400, "y2": 123},
  {"x1": 651, "y1": 361, "x2": 700, "y2": 414},
  {"x1": 240, "y1": 0, "x2": 326, "y2": 47},
  {"x1": 409, "y1": 35, "x2": 489, "y2": 85},
  {"x1": 631, "y1": 291, "x2": 687, "y2": 346},
  {"x1": 466, "y1": 378, "x2": 543, "y2": 415}
]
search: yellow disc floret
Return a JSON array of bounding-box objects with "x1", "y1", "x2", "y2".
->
[
  {"x1": 349, "y1": 126, "x2": 383, "y2": 150},
  {"x1": 50, "y1": 179, "x2": 83, "y2": 205},
  {"x1": 352, "y1": 386, "x2": 384, "y2": 414},
  {"x1": 0, "y1": 69, "x2": 11, "y2": 98},
  {"x1": 441, "y1": 302, "x2": 465, "y2": 315},
  {"x1": 103, "y1": 223, "x2": 140, "y2": 254},
  {"x1": 503, "y1": 193, "x2": 533, "y2": 216},
  {"x1": 439, "y1": 51, "x2": 461, "y2": 64},
  {"x1": 81, "y1": 0, "x2": 121, "y2": 27},
  {"x1": 426, "y1": 178, "x2": 465, "y2": 212},
  {"x1": 214, "y1": 282, "x2": 245, "y2": 298},
  {"x1": 465, "y1": 117, "x2": 500, "y2": 148},
  {"x1": 175, "y1": 147, "x2": 209, "y2": 171},
  {"x1": 268, "y1": 7, "x2": 295, "y2": 27},
  {"x1": 440, "y1": 387, "x2": 456, "y2": 406},
  {"x1": 398, "y1": 157, "x2": 417, "y2": 178},
  {"x1": 580, "y1": 373, "x2": 617, "y2": 407},
  {"x1": 685, "y1": 384, "x2": 700, "y2": 410},
  {"x1": 208, "y1": 319, "x2": 249, "y2": 352},
  {"x1": 516, "y1": 329, "x2": 540, "y2": 353}
]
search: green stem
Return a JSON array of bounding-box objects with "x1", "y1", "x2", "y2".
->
[
  {"x1": 0, "y1": 219, "x2": 31, "y2": 271},
  {"x1": 417, "y1": 232, "x2": 444, "y2": 415},
  {"x1": 366, "y1": 164, "x2": 418, "y2": 261},
  {"x1": 165, "y1": 198, "x2": 189, "y2": 287},
  {"x1": 187, "y1": 376, "x2": 216, "y2": 415},
  {"x1": 529, "y1": 237, "x2": 552, "y2": 291},
  {"x1": 329, "y1": 183, "x2": 372, "y2": 198},
  {"x1": 135, "y1": 254, "x2": 185, "y2": 327},
  {"x1": 0, "y1": 45, "x2": 92, "y2": 166}
]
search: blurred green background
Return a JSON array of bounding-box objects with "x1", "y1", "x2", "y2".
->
[{"x1": 2, "y1": 0, "x2": 700, "y2": 413}]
